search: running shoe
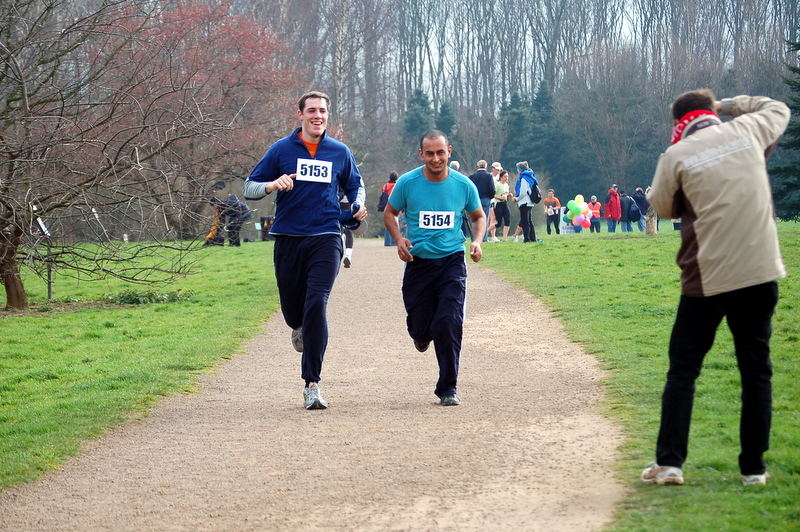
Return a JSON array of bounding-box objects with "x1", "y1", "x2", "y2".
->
[
  {"x1": 303, "y1": 382, "x2": 328, "y2": 410},
  {"x1": 440, "y1": 394, "x2": 461, "y2": 406},
  {"x1": 641, "y1": 463, "x2": 684, "y2": 485},
  {"x1": 742, "y1": 472, "x2": 770, "y2": 486},
  {"x1": 413, "y1": 339, "x2": 430, "y2": 352},
  {"x1": 291, "y1": 328, "x2": 303, "y2": 353}
]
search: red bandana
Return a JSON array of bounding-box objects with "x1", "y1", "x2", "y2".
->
[{"x1": 671, "y1": 110, "x2": 719, "y2": 144}]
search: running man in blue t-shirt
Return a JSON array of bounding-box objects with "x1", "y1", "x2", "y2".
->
[{"x1": 383, "y1": 130, "x2": 485, "y2": 406}]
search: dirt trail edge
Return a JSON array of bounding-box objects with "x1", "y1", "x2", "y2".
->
[{"x1": 0, "y1": 239, "x2": 624, "y2": 531}]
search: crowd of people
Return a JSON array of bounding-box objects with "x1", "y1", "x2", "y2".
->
[{"x1": 378, "y1": 161, "x2": 663, "y2": 243}]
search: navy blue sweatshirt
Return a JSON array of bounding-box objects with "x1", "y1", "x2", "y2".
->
[
  {"x1": 468, "y1": 169, "x2": 495, "y2": 200},
  {"x1": 243, "y1": 128, "x2": 364, "y2": 236}
]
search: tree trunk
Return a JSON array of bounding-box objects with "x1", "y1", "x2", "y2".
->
[{"x1": 1, "y1": 228, "x2": 28, "y2": 309}]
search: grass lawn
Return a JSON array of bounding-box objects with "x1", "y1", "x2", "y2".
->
[
  {"x1": 0, "y1": 242, "x2": 279, "y2": 488},
  {"x1": 480, "y1": 223, "x2": 800, "y2": 531},
  {"x1": 2, "y1": 227, "x2": 798, "y2": 529}
]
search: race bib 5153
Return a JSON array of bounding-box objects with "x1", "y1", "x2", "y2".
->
[
  {"x1": 419, "y1": 211, "x2": 455, "y2": 229},
  {"x1": 296, "y1": 158, "x2": 333, "y2": 183}
]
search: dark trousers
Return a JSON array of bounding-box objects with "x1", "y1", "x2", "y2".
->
[
  {"x1": 479, "y1": 198, "x2": 492, "y2": 242},
  {"x1": 402, "y1": 252, "x2": 467, "y2": 398},
  {"x1": 273, "y1": 234, "x2": 342, "y2": 383},
  {"x1": 546, "y1": 213, "x2": 560, "y2": 234},
  {"x1": 656, "y1": 281, "x2": 777, "y2": 475},
  {"x1": 494, "y1": 202, "x2": 510, "y2": 228},
  {"x1": 227, "y1": 222, "x2": 242, "y2": 246},
  {"x1": 461, "y1": 211, "x2": 473, "y2": 240},
  {"x1": 590, "y1": 220, "x2": 601, "y2": 233},
  {"x1": 519, "y1": 205, "x2": 535, "y2": 242}
]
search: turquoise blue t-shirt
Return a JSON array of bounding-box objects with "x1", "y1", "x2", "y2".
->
[{"x1": 388, "y1": 166, "x2": 480, "y2": 259}]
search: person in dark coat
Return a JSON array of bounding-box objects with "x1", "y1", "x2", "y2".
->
[
  {"x1": 222, "y1": 194, "x2": 251, "y2": 246},
  {"x1": 619, "y1": 191, "x2": 635, "y2": 233},
  {"x1": 468, "y1": 160, "x2": 495, "y2": 242},
  {"x1": 632, "y1": 187, "x2": 650, "y2": 232}
]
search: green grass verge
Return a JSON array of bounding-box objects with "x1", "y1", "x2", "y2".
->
[
  {"x1": 480, "y1": 224, "x2": 800, "y2": 531},
  {"x1": 0, "y1": 242, "x2": 279, "y2": 489}
]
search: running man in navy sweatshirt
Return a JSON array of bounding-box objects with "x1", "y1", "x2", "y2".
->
[{"x1": 243, "y1": 90, "x2": 366, "y2": 410}]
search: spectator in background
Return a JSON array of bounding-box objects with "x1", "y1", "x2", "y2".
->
[
  {"x1": 468, "y1": 160, "x2": 495, "y2": 242},
  {"x1": 487, "y1": 162, "x2": 503, "y2": 240},
  {"x1": 605, "y1": 184, "x2": 621, "y2": 232},
  {"x1": 380, "y1": 172, "x2": 398, "y2": 246},
  {"x1": 588, "y1": 195, "x2": 603, "y2": 233},
  {"x1": 619, "y1": 190, "x2": 635, "y2": 232},
  {"x1": 222, "y1": 194, "x2": 251, "y2": 246},
  {"x1": 493, "y1": 170, "x2": 513, "y2": 240},
  {"x1": 543, "y1": 189, "x2": 561, "y2": 235},
  {"x1": 513, "y1": 161, "x2": 539, "y2": 243},
  {"x1": 452, "y1": 161, "x2": 473, "y2": 240},
  {"x1": 632, "y1": 187, "x2": 649, "y2": 232}
]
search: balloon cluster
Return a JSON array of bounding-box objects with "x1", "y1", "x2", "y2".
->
[{"x1": 562, "y1": 194, "x2": 593, "y2": 229}]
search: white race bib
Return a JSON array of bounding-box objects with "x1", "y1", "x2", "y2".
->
[
  {"x1": 296, "y1": 158, "x2": 333, "y2": 183},
  {"x1": 419, "y1": 211, "x2": 455, "y2": 229}
]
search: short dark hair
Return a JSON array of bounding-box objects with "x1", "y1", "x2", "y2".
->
[
  {"x1": 419, "y1": 129, "x2": 448, "y2": 150},
  {"x1": 298, "y1": 90, "x2": 331, "y2": 111},
  {"x1": 671, "y1": 89, "x2": 715, "y2": 120},
  {"x1": 389, "y1": 172, "x2": 398, "y2": 182}
]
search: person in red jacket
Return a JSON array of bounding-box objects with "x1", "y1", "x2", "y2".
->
[
  {"x1": 604, "y1": 184, "x2": 621, "y2": 232},
  {"x1": 380, "y1": 172, "x2": 398, "y2": 245}
]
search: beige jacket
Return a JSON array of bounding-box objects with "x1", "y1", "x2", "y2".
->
[{"x1": 648, "y1": 95, "x2": 789, "y2": 297}]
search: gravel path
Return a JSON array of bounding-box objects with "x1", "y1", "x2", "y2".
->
[{"x1": 0, "y1": 239, "x2": 624, "y2": 531}]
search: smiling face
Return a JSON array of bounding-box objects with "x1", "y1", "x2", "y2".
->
[
  {"x1": 297, "y1": 97, "x2": 328, "y2": 142},
  {"x1": 419, "y1": 135, "x2": 452, "y2": 181}
]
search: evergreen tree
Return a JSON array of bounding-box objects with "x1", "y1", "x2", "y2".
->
[
  {"x1": 499, "y1": 92, "x2": 534, "y2": 169},
  {"x1": 403, "y1": 89, "x2": 435, "y2": 142},
  {"x1": 436, "y1": 101, "x2": 456, "y2": 136},
  {"x1": 529, "y1": 81, "x2": 561, "y2": 175},
  {"x1": 772, "y1": 40, "x2": 800, "y2": 220}
]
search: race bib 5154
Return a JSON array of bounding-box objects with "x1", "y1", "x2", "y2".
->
[
  {"x1": 296, "y1": 158, "x2": 333, "y2": 183},
  {"x1": 419, "y1": 211, "x2": 455, "y2": 229}
]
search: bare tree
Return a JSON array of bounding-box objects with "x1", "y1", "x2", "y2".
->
[{"x1": 0, "y1": 0, "x2": 300, "y2": 309}]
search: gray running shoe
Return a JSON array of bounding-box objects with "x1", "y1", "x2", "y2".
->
[
  {"x1": 440, "y1": 394, "x2": 460, "y2": 406},
  {"x1": 641, "y1": 463, "x2": 684, "y2": 485},
  {"x1": 303, "y1": 382, "x2": 328, "y2": 410},
  {"x1": 742, "y1": 472, "x2": 770, "y2": 486},
  {"x1": 413, "y1": 339, "x2": 430, "y2": 352},
  {"x1": 291, "y1": 328, "x2": 303, "y2": 353}
]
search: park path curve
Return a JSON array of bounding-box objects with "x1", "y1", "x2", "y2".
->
[{"x1": 0, "y1": 238, "x2": 624, "y2": 531}]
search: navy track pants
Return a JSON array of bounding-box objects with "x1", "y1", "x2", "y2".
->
[
  {"x1": 402, "y1": 251, "x2": 467, "y2": 398},
  {"x1": 273, "y1": 234, "x2": 342, "y2": 383}
]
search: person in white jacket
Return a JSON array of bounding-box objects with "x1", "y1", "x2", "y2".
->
[{"x1": 642, "y1": 90, "x2": 789, "y2": 487}]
